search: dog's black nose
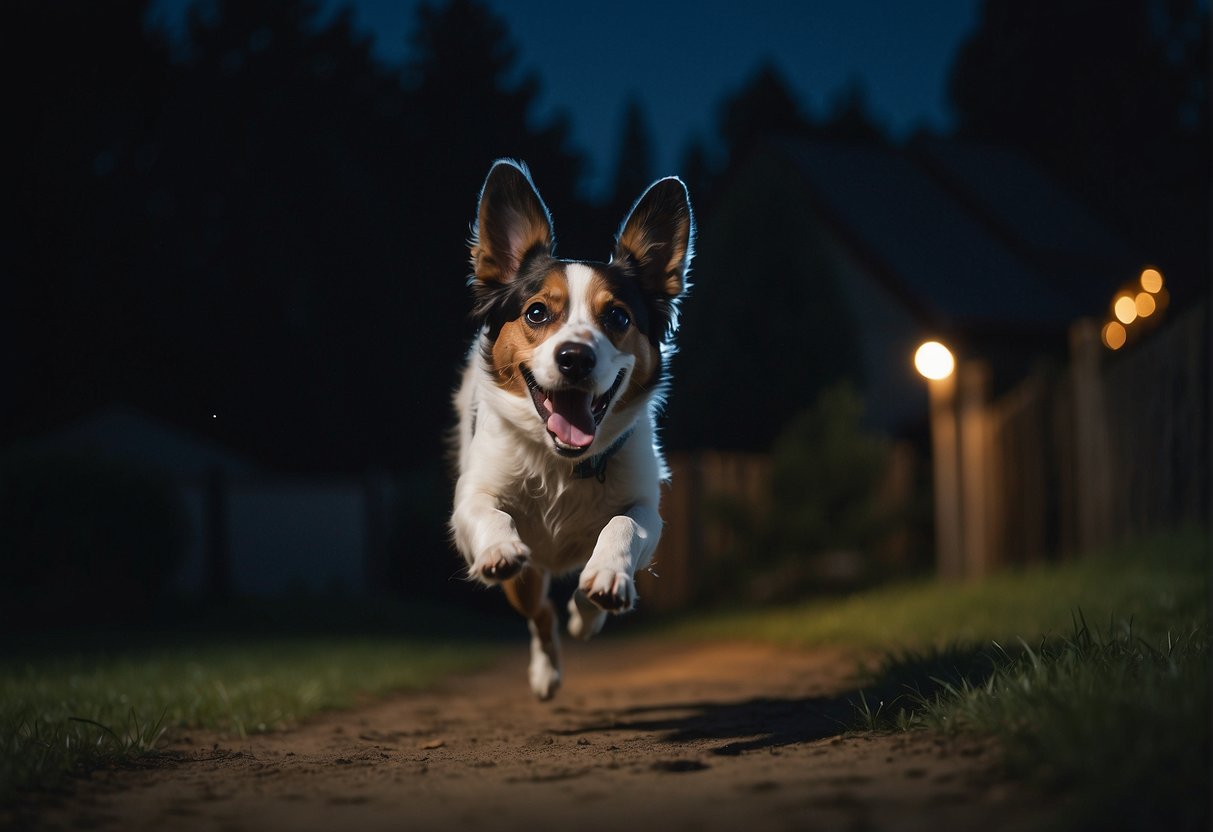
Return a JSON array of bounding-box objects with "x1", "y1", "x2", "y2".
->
[{"x1": 555, "y1": 342, "x2": 596, "y2": 381}]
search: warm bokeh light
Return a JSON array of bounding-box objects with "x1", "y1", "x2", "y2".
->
[
  {"x1": 1135, "y1": 292, "x2": 1156, "y2": 317},
  {"x1": 914, "y1": 341, "x2": 955, "y2": 380},
  {"x1": 1140, "y1": 267, "x2": 1164, "y2": 294},
  {"x1": 1113, "y1": 294, "x2": 1138, "y2": 324},
  {"x1": 1102, "y1": 320, "x2": 1127, "y2": 350}
]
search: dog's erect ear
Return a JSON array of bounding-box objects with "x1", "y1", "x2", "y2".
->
[
  {"x1": 470, "y1": 160, "x2": 555, "y2": 284},
  {"x1": 613, "y1": 177, "x2": 694, "y2": 299}
]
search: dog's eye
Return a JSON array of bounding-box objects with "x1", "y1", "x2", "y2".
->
[
  {"x1": 524, "y1": 302, "x2": 550, "y2": 326},
  {"x1": 603, "y1": 306, "x2": 631, "y2": 332}
]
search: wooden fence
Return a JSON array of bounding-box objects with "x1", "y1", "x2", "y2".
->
[
  {"x1": 638, "y1": 300, "x2": 1208, "y2": 607},
  {"x1": 637, "y1": 443, "x2": 920, "y2": 611},
  {"x1": 635, "y1": 451, "x2": 771, "y2": 611},
  {"x1": 939, "y1": 300, "x2": 1209, "y2": 578}
]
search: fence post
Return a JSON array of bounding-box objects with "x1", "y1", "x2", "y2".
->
[
  {"x1": 928, "y1": 373, "x2": 964, "y2": 579},
  {"x1": 958, "y1": 360, "x2": 992, "y2": 577},
  {"x1": 1069, "y1": 319, "x2": 1112, "y2": 553}
]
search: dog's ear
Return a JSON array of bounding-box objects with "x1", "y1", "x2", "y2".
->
[
  {"x1": 613, "y1": 177, "x2": 694, "y2": 299},
  {"x1": 470, "y1": 160, "x2": 554, "y2": 284}
]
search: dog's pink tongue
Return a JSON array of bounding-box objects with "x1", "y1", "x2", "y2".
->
[{"x1": 546, "y1": 389, "x2": 596, "y2": 449}]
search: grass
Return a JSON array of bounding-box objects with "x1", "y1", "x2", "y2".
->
[
  {"x1": 856, "y1": 617, "x2": 1209, "y2": 831},
  {"x1": 666, "y1": 530, "x2": 1207, "y2": 649},
  {"x1": 0, "y1": 637, "x2": 492, "y2": 800},
  {"x1": 671, "y1": 529, "x2": 1210, "y2": 831}
]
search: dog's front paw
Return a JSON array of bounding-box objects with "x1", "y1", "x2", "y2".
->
[
  {"x1": 472, "y1": 541, "x2": 530, "y2": 583},
  {"x1": 578, "y1": 569, "x2": 636, "y2": 613}
]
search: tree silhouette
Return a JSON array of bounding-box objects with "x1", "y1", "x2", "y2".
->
[
  {"x1": 402, "y1": 0, "x2": 588, "y2": 245},
  {"x1": 5, "y1": 0, "x2": 597, "y2": 474},
  {"x1": 818, "y1": 80, "x2": 886, "y2": 143},
  {"x1": 661, "y1": 62, "x2": 877, "y2": 451},
  {"x1": 677, "y1": 135, "x2": 716, "y2": 216},
  {"x1": 136, "y1": 0, "x2": 424, "y2": 471},
  {"x1": 718, "y1": 62, "x2": 813, "y2": 163},
  {"x1": 5, "y1": 0, "x2": 173, "y2": 440},
  {"x1": 664, "y1": 149, "x2": 863, "y2": 452},
  {"x1": 607, "y1": 95, "x2": 656, "y2": 220},
  {"x1": 949, "y1": 0, "x2": 1210, "y2": 285}
]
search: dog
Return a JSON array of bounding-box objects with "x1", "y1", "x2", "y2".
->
[{"x1": 450, "y1": 159, "x2": 693, "y2": 699}]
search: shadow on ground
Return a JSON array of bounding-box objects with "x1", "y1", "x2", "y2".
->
[
  {"x1": 556, "y1": 694, "x2": 854, "y2": 755},
  {"x1": 554, "y1": 643, "x2": 1007, "y2": 756}
]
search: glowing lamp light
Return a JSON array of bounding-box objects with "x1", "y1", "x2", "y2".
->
[
  {"x1": 1102, "y1": 320, "x2": 1127, "y2": 350},
  {"x1": 1113, "y1": 294, "x2": 1138, "y2": 325},
  {"x1": 1140, "y1": 268, "x2": 1164, "y2": 294},
  {"x1": 1135, "y1": 292, "x2": 1156, "y2": 318},
  {"x1": 914, "y1": 341, "x2": 955, "y2": 380}
]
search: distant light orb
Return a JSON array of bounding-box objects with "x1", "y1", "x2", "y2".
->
[
  {"x1": 1140, "y1": 267, "x2": 1164, "y2": 294},
  {"x1": 1113, "y1": 294, "x2": 1138, "y2": 324},
  {"x1": 914, "y1": 341, "x2": 955, "y2": 380},
  {"x1": 1135, "y1": 292, "x2": 1156, "y2": 318},
  {"x1": 1102, "y1": 320, "x2": 1127, "y2": 350}
]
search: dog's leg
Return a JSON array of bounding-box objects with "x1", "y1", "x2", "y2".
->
[
  {"x1": 451, "y1": 494, "x2": 530, "y2": 583},
  {"x1": 578, "y1": 503, "x2": 661, "y2": 615},
  {"x1": 503, "y1": 566, "x2": 561, "y2": 700}
]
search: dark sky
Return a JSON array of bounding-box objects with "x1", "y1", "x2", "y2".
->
[{"x1": 152, "y1": 0, "x2": 983, "y2": 196}]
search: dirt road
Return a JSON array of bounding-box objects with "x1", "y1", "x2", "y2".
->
[{"x1": 21, "y1": 636, "x2": 1049, "y2": 831}]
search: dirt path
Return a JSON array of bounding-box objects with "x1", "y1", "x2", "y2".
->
[{"x1": 22, "y1": 637, "x2": 1048, "y2": 832}]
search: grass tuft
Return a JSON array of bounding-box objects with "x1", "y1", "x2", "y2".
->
[{"x1": 856, "y1": 615, "x2": 1209, "y2": 831}]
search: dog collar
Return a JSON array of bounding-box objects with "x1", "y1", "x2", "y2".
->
[{"x1": 571, "y1": 428, "x2": 635, "y2": 482}]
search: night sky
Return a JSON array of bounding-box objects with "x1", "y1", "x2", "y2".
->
[{"x1": 151, "y1": 0, "x2": 982, "y2": 196}]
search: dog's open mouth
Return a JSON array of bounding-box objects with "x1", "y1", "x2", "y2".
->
[{"x1": 521, "y1": 365, "x2": 626, "y2": 455}]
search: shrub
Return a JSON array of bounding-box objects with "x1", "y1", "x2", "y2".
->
[{"x1": 710, "y1": 383, "x2": 915, "y2": 601}]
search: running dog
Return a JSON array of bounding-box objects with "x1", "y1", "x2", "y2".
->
[{"x1": 450, "y1": 159, "x2": 693, "y2": 699}]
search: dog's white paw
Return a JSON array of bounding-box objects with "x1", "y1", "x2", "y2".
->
[
  {"x1": 566, "y1": 591, "x2": 607, "y2": 641},
  {"x1": 528, "y1": 649, "x2": 561, "y2": 700},
  {"x1": 578, "y1": 569, "x2": 636, "y2": 613},
  {"x1": 472, "y1": 540, "x2": 530, "y2": 583},
  {"x1": 527, "y1": 619, "x2": 561, "y2": 701}
]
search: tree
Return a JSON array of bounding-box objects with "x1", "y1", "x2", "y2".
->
[
  {"x1": 402, "y1": 0, "x2": 587, "y2": 241},
  {"x1": 818, "y1": 80, "x2": 886, "y2": 143},
  {"x1": 663, "y1": 150, "x2": 863, "y2": 452},
  {"x1": 948, "y1": 0, "x2": 1209, "y2": 284},
  {"x1": 138, "y1": 0, "x2": 424, "y2": 471},
  {"x1": 4, "y1": 0, "x2": 174, "y2": 440},
  {"x1": 607, "y1": 95, "x2": 656, "y2": 220},
  {"x1": 717, "y1": 62, "x2": 813, "y2": 163},
  {"x1": 677, "y1": 135, "x2": 715, "y2": 216}
]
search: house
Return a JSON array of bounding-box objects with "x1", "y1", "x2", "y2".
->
[
  {"x1": 21, "y1": 405, "x2": 387, "y2": 597},
  {"x1": 685, "y1": 137, "x2": 1142, "y2": 437}
]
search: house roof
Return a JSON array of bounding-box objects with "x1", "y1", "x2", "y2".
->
[
  {"x1": 778, "y1": 138, "x2": 1134, "y2": 331},
  {"x1": 910, "y1": 137, "x2": 1139, "y2": 311}
]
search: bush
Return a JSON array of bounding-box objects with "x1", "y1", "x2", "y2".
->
[
  {"x1": 0, "y1": 449, "x2": 189, "y2": 628},
  {"x1": 711, "y1": 383, "x2": 915, "y2": 601}
]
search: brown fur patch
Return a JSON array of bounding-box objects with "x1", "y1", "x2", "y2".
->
[
  {"x1": 614, "y1": 179, "x2": 692, "y2": 299},
  {"x1": 471, "y1": 163, "x2": 554, "y2": 284},
  {"x1": 586, "y1": 272, "x2": 658, "y2": 410},
  {"x1": 491, "y1": 268, "x2": 569, "y2": 395}
]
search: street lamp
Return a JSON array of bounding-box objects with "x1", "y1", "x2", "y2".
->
[
  {"x1": 915, "y1": 340, "x2": 965, "y2": 579},
  {"x1": 915, "y1": 339, "x2": 992, "y2": 580},
  {"x1": 914, "y1": 341, "x2": 955, "y2": 381}
]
